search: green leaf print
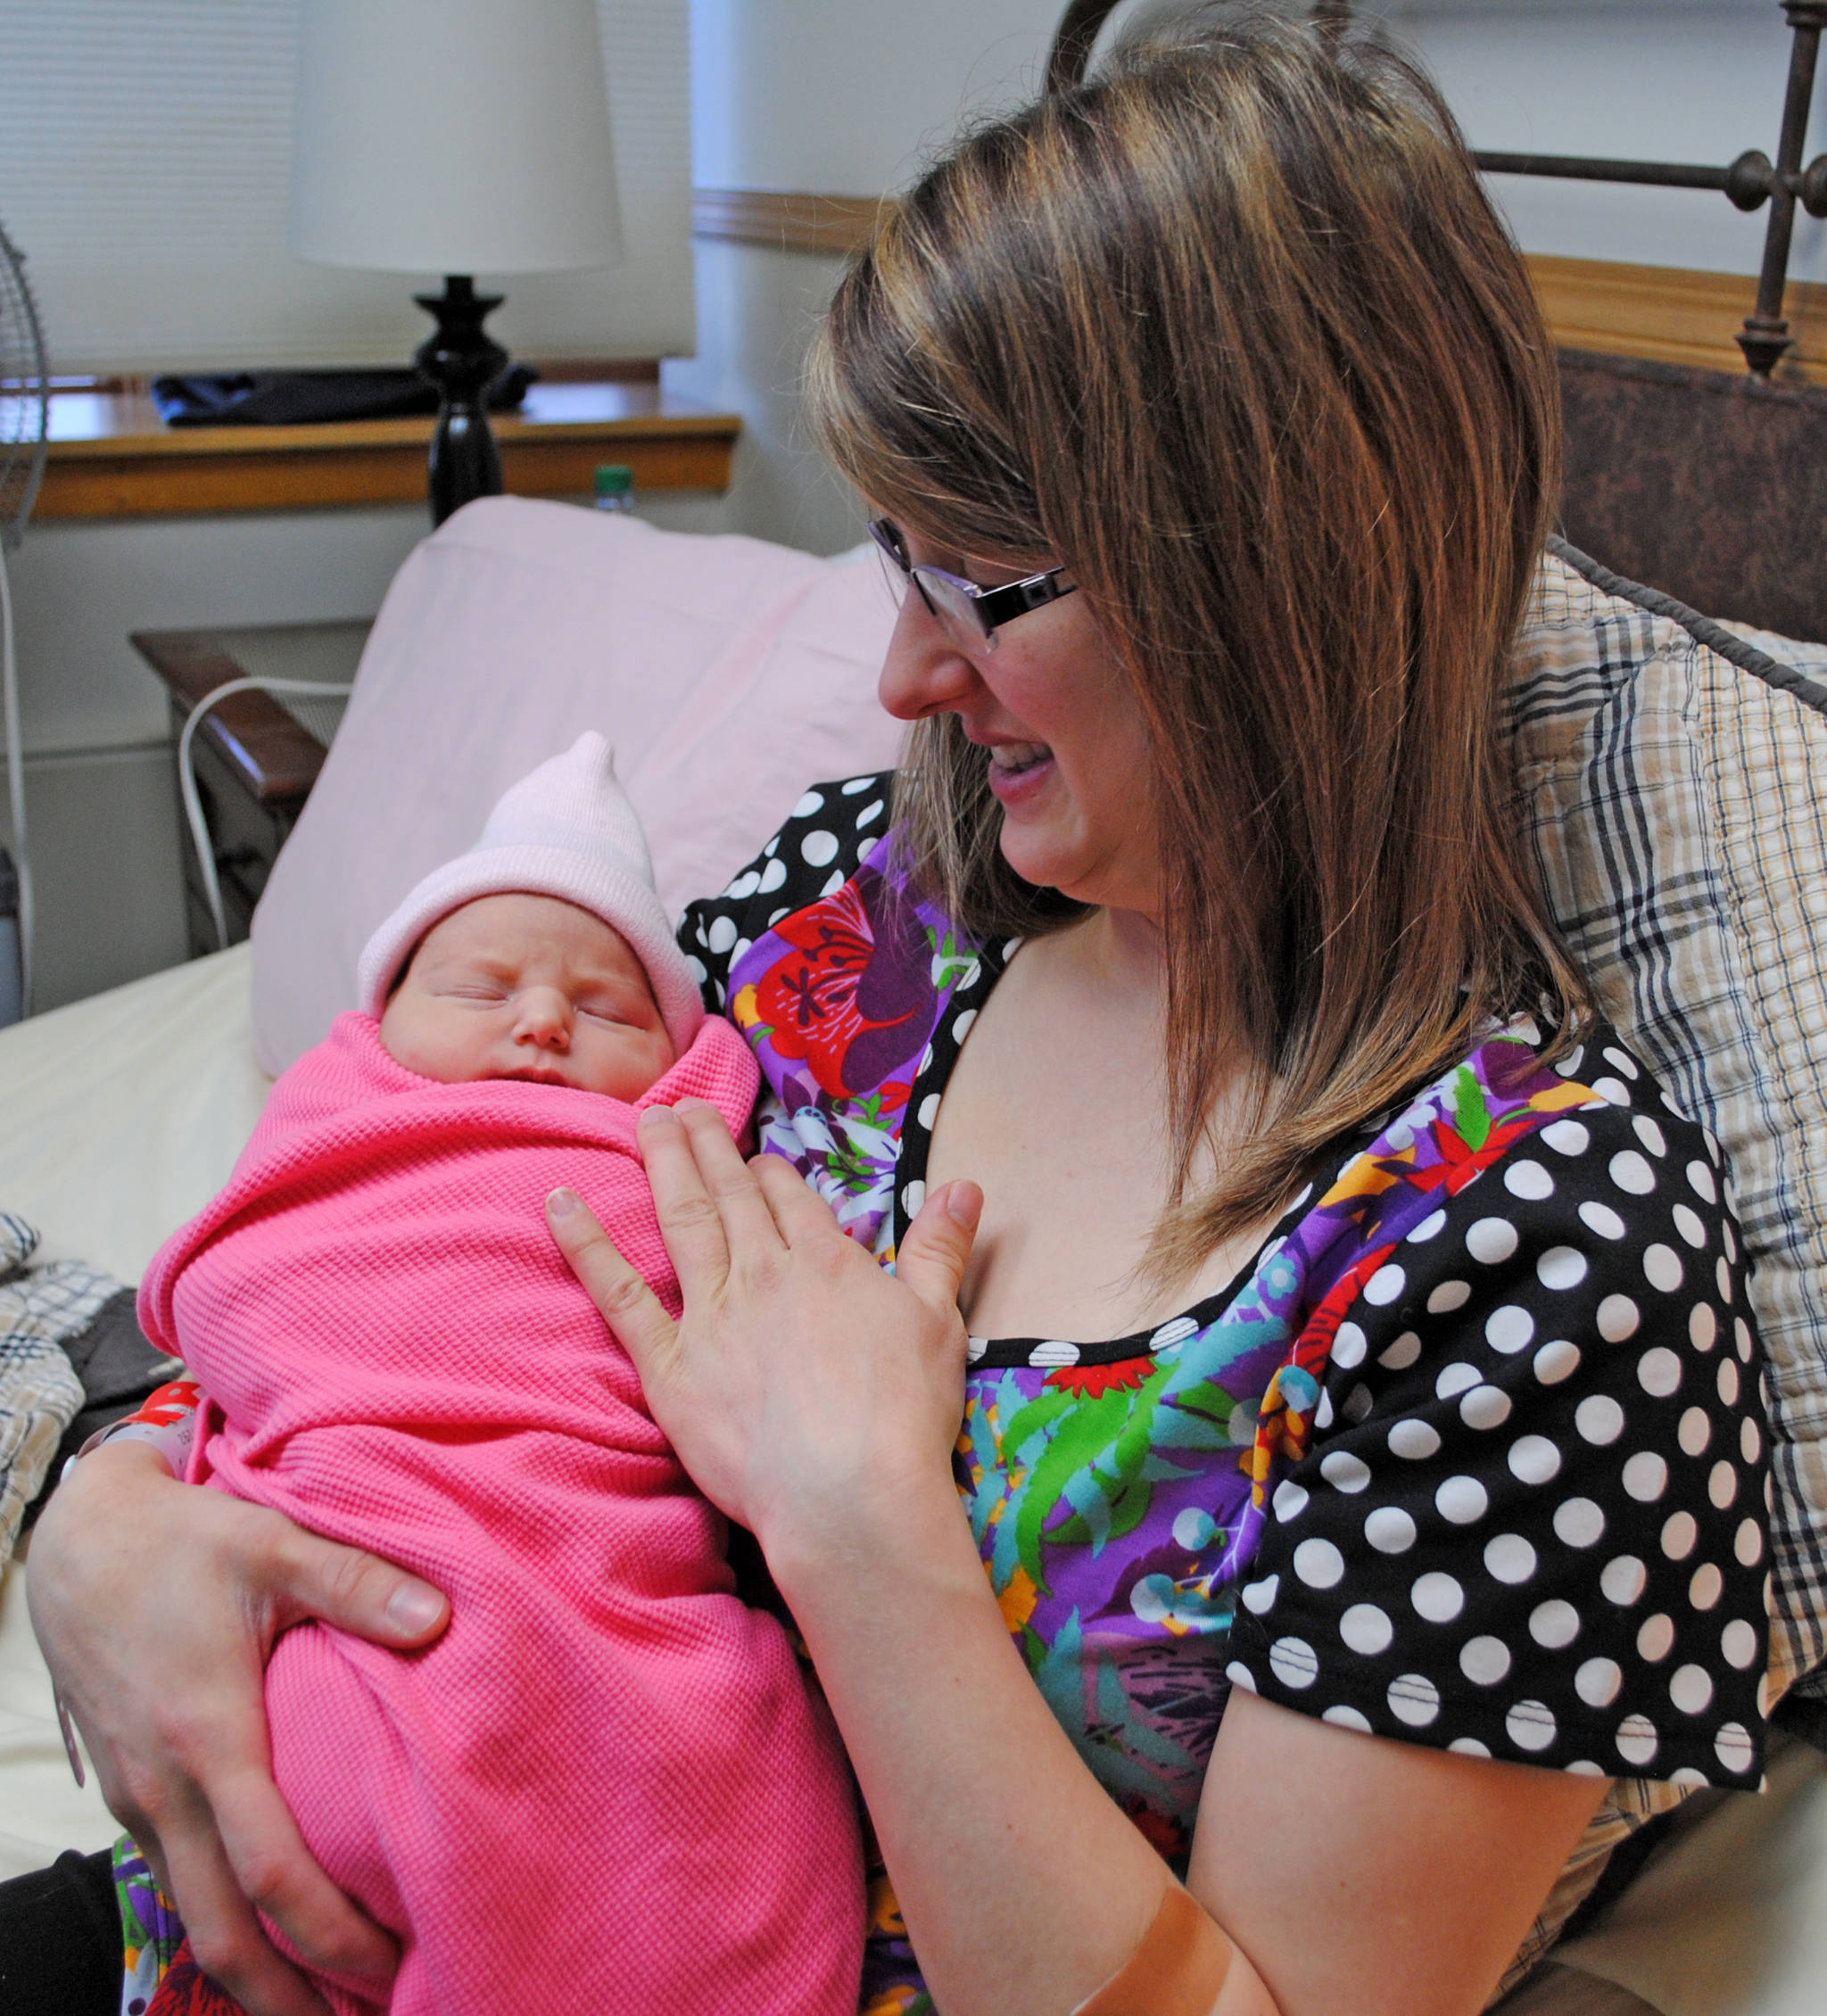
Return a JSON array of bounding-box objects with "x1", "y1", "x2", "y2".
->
[
  {"x1": 1012, "y1": 1366, "x2": 1186, "y2": 1590},
  {"x1": 1052, "y1": 1469, "x2": 1160, "y2": 1550},
  {"x1": 1000, "y1": 1384, "x2": 1079, "y2": 1462},
  {"x1": 1146, "y1": 1384, "x2": 1236, "y2": 1452},
  {"x1": 823, "y1": 1122, "x2": 888, "y2": 1198},
  {"x1": 1170, "y1": 1377, "x2": 1236, "y2": 1434},
  {"x1": 1450, "y1": 1063, "x2": 1493, "y2": 1153},
  {"x1": 1015, "y1": 1390, "x2": 1150, "y2": 1593}
]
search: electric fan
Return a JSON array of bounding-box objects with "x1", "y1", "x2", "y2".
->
[{"x1": 0, "y1": 218, "x2": 48, "y2": 1021}]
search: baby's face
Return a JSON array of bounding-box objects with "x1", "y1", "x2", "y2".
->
[{"x1": 379, "y1": 893, "x2": 674, "y2": 1102}]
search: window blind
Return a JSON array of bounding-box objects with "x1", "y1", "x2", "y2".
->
[{"x1": 0, "y1": 0, "x2": 693, "y2": 375}]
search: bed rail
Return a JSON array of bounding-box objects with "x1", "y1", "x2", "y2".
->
[{"x1": 1046, "y1": 0, "x2": 1827, "y2": 379}]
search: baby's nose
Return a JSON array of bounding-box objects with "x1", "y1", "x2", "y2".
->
[{"x1": 515, "y1": 989, "x2": 573, "y2": 1047}]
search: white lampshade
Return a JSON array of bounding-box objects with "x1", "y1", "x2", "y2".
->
[{"x1": 289, "y1": 0, "x2": 624, "y2": 277}]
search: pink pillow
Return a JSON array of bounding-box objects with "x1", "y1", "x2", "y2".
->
[{"x1": 251, "y1": 497, "x2": 903, "y2": 1075}]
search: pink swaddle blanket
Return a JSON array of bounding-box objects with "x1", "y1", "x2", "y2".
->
[{"x1": 137, "y1": 1011, "x2": 863, "y2": 2016}]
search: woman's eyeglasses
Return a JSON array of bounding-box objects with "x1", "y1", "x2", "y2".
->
[{"x1": 867, "y1": 517, "x2": 1076, "y2": 654}]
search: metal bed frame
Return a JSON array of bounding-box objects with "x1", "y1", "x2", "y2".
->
[{"x1": 1047, "y1": 0, "x2": 1827, "y2": 377}]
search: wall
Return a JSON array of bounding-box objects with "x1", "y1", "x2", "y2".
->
[
  {"x1": 1390, "y1": 1, "x2": 1827, "y2": 282},
  {"x1": 664, "y1": 0, "x2": 1065, "y2": 559},
  {"x1": 4, "y1": 0, "x2": 698, "y2": 1016},
  {"x1": 2, "y1": 505, "x2": 429, "y2": 1010}
]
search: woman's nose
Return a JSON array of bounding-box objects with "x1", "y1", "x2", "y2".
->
[
  {"x1": 513, "y1": 989, "x2": 572, "y2": 1049},
  {"x1": 876, "y1": 586, "x2": 980, "y2": 723}
]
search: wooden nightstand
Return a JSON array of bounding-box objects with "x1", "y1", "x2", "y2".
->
[{"x1": 131, "y1": 621, "x2": 371, "y2": 956}]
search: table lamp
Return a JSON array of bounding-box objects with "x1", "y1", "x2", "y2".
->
[{"x1": 289, "y1": 0, "x2": 624, "y2": 525}]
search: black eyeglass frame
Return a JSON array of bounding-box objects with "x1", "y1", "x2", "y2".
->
[{"x1": 867, "y1": 517, "x2": 1078, "y2": 652}]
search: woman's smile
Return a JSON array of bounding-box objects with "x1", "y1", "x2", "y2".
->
[{"x1": 980, "y1": 735, "x2": 1055, "y2": 805}]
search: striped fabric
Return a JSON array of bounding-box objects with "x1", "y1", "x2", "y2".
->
[
  {"x1": 0, "y1": 1216, "x2": 113, "y2": 1557},
  {"x1": 1511, "y1": 541, "x2": 1827, "y2": 1710}
]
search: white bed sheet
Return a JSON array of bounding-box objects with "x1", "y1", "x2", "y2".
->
[
  {"x1": 0, "y1": 943, "x2": 269, "y2": 1284},
  {"x1": 0, "y1": 944, "x2": 269, "y2": 1875}
]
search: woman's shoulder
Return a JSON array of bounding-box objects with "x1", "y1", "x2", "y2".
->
[
  {"x1": 677, "y1": 772, "x2": 905, "y2": 1011},
  {"x1": 1310, "y1": 1014, "x2": 1735, "y2": 1341},
  {"x1": 1229, "y1": 1012, "x2": 1769, "y2": 1789},
  {"x1": 1291, "y1": 1013, "x2": 1730, "y2": 1279}
]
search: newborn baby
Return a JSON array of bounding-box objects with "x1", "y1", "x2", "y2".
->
[{"x1": 133, "y1": 735, "x2": 862, "y2": 2016}]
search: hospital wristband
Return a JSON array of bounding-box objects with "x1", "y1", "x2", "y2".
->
[{"x1": 62, "y1": 1377, "x2": 202, "y2": 1483}]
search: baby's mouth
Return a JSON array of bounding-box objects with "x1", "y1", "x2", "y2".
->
[{"x1": 988, "y1": 741, "x2": 1052, "y2": 776}]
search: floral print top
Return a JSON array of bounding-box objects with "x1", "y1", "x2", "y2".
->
[{"x1": 682, "y1": 776, "x2": 1772, "y2": 2012}]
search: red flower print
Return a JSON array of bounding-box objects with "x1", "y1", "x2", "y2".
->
[
  {"x1": 752, "y1": 867, "x2": 937, "y2": 1099},
  {"x1": 1122, "y1": 1799, "x2": 1187, "y2": 1863},
  {"x1": 1044, "y1": 1357, "x2": 1153, "y2": 1399},
  {"x1": 1388, "y1": 1112, "x2": 1540, "y2": 1197},
  {"x1": 145, "y1": 1940, "x2": 244, "y2": 2016}
]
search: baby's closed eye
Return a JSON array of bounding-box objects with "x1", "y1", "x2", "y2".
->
[{"x1": 577, "y1": 996, "x2": 642, "y2": 1025}]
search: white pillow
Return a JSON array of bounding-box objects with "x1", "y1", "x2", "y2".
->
[{"x1": 251, "y1": 497, "x2": 903, "y2": 1075}]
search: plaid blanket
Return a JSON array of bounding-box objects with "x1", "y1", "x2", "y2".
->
[{"x1": 0, "y1": 1211, "x2": 107, "y2": 1556}]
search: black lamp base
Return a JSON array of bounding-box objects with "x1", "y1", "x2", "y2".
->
[{"x1": 413, "y1": 275, "x2": 508, "y2": 527}]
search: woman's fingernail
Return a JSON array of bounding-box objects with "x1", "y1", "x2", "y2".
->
[
  {"x1": 386, "y1": 1580, "x2": 446, "y2": 1634},
  {"x1": 946, "y1": 1181, "x2": 982, "y2": 1227},
  {"x1": 546, "y1": 1186, "x2": 583, "y2": 1221}
]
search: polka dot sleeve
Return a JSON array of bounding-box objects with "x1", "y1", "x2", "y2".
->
[
  {"x1": 1227, "y1": 1053, "x2": 1772, "y2": 1789},
  {"x1": 674, "y1": 773, "x2": 898, "y2": 1014}
]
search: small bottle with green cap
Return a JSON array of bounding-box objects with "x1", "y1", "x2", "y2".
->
[{"x1": 593, "y1": 463, "x2": 636, "y2": 515}]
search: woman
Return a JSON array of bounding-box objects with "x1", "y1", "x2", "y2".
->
[{"x1": 27, "y1": 13, "x2": 1770, "y2": 2016}]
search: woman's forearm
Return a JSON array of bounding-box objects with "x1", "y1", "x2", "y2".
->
[
  {"x1": 28, "y1": 1438, "x2": 448, "y2": 2016},
  {"x1": 770, "y1": 1479, "x2": 1274, "y2": 2016}
]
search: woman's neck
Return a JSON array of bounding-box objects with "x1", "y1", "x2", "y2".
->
[{"x1": 1046, "y1": 903, "x2": 1168, "y2": 1009}]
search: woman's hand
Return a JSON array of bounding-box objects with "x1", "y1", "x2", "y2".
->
[
  {"x1": 28, "y1": 1439, "x2": 450, "y2": 2016},
  {"x1": 551, "y1": 1103, "x2": 1238, "y2": 2016},
  {"x1": 546, "y1": 1097, "x2": 982, "y2": 1566}
]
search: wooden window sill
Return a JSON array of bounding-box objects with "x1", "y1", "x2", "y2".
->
[{"x1": 37, "y1": 376, "x2": 740, "y2": 519}]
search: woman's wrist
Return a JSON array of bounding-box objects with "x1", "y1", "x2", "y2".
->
[
  {"x1": 73, "y1": 1376, "x2": 201, "y2": 1480},
  {"x1": 38, "y1": 1434, "x2": 182, "y2": 1565},
  {"x1": 760, "y1": 1458, "x2": 982, "y2": 1623}
]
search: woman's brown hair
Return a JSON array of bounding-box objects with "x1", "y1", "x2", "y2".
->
[{"x1": 806, "y1": 4, "x2": 1588, "y2": 1277}]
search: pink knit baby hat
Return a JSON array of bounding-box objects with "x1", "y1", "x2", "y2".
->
[{"x1": 355, "y1": 732, "x2": 705, "y2": 1056}]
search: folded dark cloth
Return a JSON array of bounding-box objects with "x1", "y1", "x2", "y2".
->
[
  {"x1": 21, "y1": 1287, "x2": 185, "y2": 1532},
  {"x1": 58, "y1": 1286, "x2": 180, "y2": 1425},
  {"x1": 151, "y1": 363, "x2": 538, "y2": 428}
]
